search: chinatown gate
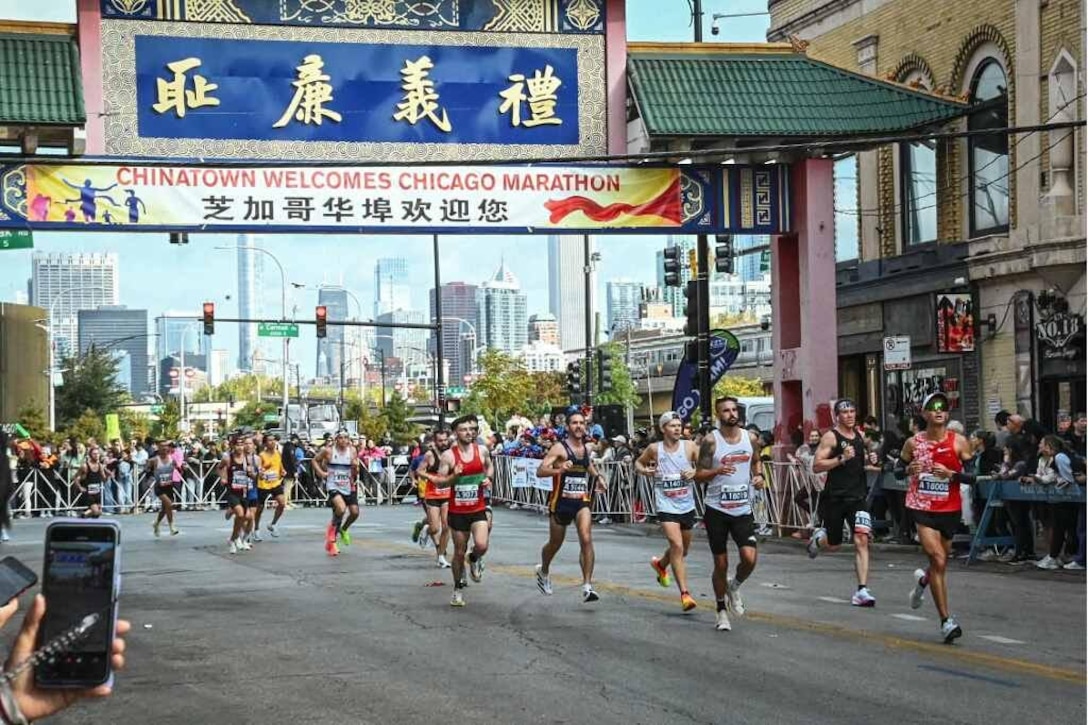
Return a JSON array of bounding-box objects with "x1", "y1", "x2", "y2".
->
[{"x1": 0, "y1": 0, "x2": 965, "y2": 443}]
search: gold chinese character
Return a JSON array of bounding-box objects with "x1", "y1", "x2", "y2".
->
[
  {"x1": 499, "y1": 65, "x2": 563, "y2": 128},
  {"x1": 152, "y1": 58, "x2": 219, "y2": 118},
  {"x1": 273, "y1": 54, "x2": 342, "y2": 129},
  {"x1": 392, "y1": 56, "x2": 451, "y2": 133}
]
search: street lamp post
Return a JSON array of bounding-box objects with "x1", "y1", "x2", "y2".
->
[
  {"x1": 441, "y1": 316, "x2": 478, "y2": 375},
  {"x1": 46, "y1": 285, "x2": 110, "y2": 432},
  {"x1": 215, "y1": 245, "x2": 290, "y2": 436}
]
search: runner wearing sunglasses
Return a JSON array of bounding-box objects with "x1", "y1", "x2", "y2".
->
[{"x1": 895, "y1": 392, "x2": 974, "y2": 643}]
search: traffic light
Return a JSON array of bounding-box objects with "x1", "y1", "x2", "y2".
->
[
  {"x1": 566, "y1": 361, "x2": 582, "y2": 402},
  {"x1": 597, "y1": 348, "x2": 614, "y2": 394},
  {"x1": 316, "y1": 305, "x2": 328, "y2": 338},
  {"x1": 202, "y1": 301, "x2": 215, "y2": 335},
  {"x1": 683, "y1": 280, "x2": 699, "y2": 336},
  {"x1": 684, "y1": 340, "x2": 699, "y2": 363},
  {"x1": 169, "y1": 232, "x2": 189, "y2": 245},
  {"x1": 715, "y1": 234, "x2": 735, "y2": 275},
  {"x1": 663, "y1": 246, "x2": 682, "y2": 287}
]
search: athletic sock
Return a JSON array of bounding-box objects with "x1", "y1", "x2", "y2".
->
[
  {"x1": 468, "y1": 552, "x2": 478, "y2": 563},
  {"x1": 940, "y1": 616, "x2": 948, "y2": 625},
  {"x1": 716, "y1": 598, "x2": 727, "y2": 612},
  {"x1": 857, "y1": 584, "x2": 866, "y2": 591}
]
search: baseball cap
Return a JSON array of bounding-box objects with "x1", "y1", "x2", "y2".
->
[
  {"x1": 658, "y1": 411, "x2": 682, "y2": 429},
  {"x1": 923, "y1": 392, "x2": 950, "y2": 412},
  {"x1": 611, "y1": 435, "x2": 627, "y2": 445}
]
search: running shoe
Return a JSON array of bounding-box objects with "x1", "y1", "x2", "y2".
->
[
  {"x1": 940, "y1": 615, "x2": 963, "y2": 644},
  {"x1": 418, "y1": 530, "x2": 430, "y2": 550},
  {"x1": 339, "y1": 528, "x2": 352, "y2": 547},
  {"x1": 229, "y1": 539, "x2": 238, "y2": 555},
  {"x1": 411, "y1": 520, "x2": 425, "y2": 543},
  {"x1": 1063, "y1": 560, "x2": 1085, "y2": 570},
  {"x1": 715, "y1": 609, "x2": 732, "y2": 631},
  {"x1": 152, "y1": 521, "x2": 161, "y2": 538},
  {"x1": 726, "y1": 579, "x2": 746, "y2": 616},
  {"x1": 170, "y1": 525, "x2": 179, "y2": 536},
  {"x1": 582, "y1": 585, "x2": 600, "y2": 604},
  {"x1": 450, "y1": 591, "x2": 465, "y2": 607},
  {"x1": 535, "y1": 564, "x2": 553, "y2": 596},
  {"x1": 224, "y1": 509, "x2": 232, "y2": 520},
  {"x1": 680, "y1": 592, "x2": 697, "y2": 612},
  {"x1": 325, "y1": 522, "x2": 337, "y2": 546},
  {"x1": 909, "y1": 568, "x2": 928, "y2": 610},
  {"x1": 0, "y1": 528, "x2": 9, "y2": 542},
  {"x1": 252, "y1": 530, "x2": 262, "y2": 543},
  {"x1": 459, "y1": 575, "x2": 468, "y2": 588},
  {"x1": 851, "y1": 586, "x2": 876, "y2": 608},
  {"x1": 807, "y1": 528, "x2": 826, "y2": 559},
  {"x1": 437, "y1": 555, "x2": 450, "y2": 569},
  {"x1": 650, "y1": 557, "x2": 671, "y2": 588},
  {"x1": 470, "y1": 556, "x2": 485, "y2": 583},
  {"x1": 325, "y1": 539, "x2": 339, "y2": 557},
  {"x1": 239, "y1": 539, "x2": 252, "y2": 551},
  {"x1": 1035, "y1": 555, "x2": 1060, "y2": 570},
  {"x1": 267, "y1": 524, "x2": 279, "y2": 538}
]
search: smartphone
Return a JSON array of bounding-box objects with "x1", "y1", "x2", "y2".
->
[
  {"x1": 0, "y1": 556, "x2": 38, "y2": 604},
  {"x1": 35, "y1": 520, "x2": 121, "y2": 689}
]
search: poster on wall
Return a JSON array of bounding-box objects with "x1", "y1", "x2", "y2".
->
[{"x1": 935, "y1": 293, "x2": 975, "y2": 353}]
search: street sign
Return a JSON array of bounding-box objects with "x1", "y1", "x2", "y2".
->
[
  {"x1": 0, "y1": 230, "x2": 32, "y2": 250},
  {"x1": 263, "y1": 413, "x2": 279, "y2": 423},
  {"x1": 883, "y1": 335, "x2": 912, "y2": 370},
  {"x1": 446, "y1": 386, "x2": 466, "y2": 397},
  {"x1": 258, "y1": 322, "x2": 300, "y2": 338}
]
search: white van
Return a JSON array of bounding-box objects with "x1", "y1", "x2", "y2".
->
[{"x1": 735, "y1": 396, "x2": 775, "y2": 432}]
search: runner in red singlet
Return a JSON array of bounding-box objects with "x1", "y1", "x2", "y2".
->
[{"x1": 895, "y1": 392, "x2": 974, "y2": 643}]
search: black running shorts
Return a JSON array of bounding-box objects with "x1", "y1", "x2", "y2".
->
[{"x1": 704, "y1": 508, "x2": 757, "y2": 555}]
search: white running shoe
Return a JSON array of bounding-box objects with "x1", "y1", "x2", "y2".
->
[
  {"x1": 252, "y1": 531, "x2": 263, "y2": 543},
  {"x1": 909, "y1": 568, "x2": 928, "y2": 610},
  {"x1": 726, "y1": 579, "x2": 746, "y2": 616},
  {"x1": 267, "y1": 524, "x2": 279, "y2": 538},
  {"x1": 152, "y1": 521, "x2": 161, "y2": 538},
  {"x1": 0, "y1": 528, "x2": 9, "y2": 542},
  {"x1": 1063, "y1": 560, "x2": 1085, "y2": 570},
  {"x1": 240, "y1": 540, "x2": 252, "y2": 552},
  {"x1": 450, "y1": 590, "x2": 465, "y2": 607},
  {"x1": 170, "y1": 525, "x2": 180, "y2": 536},
  {"x1": 437, "y1": 555, "x2": 450, "y2": 569},
  {"x1": 535, "y1": 564, "x2": 553, "y2": 596},
  {"x1": 1035, "y1": 555, "x2": 1060, "y2": 570},
  {"x1": 715, "y1": 609, "x2": 732, "y2": 631},
  {"x1": 470, "y1": 556, "x2": 485, "y2": 583},
  {"x1": 582, "y1": 585, "x2": 600, "y2": 604},
  {"x1": 851, "y1": 586, "x2": 876, "y2": 608},
  {"x1": 229, "y1": 539, "x2": 238, "y2": 555},
  {"x1": 940, "y1": 615, "x2": 963, "y2": 643},
  {"x1": 807, "y1": 528, "x2": 826, "y2": 559}
]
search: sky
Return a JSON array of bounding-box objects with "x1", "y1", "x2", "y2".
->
[{"x1": 0, "y1": 0, "x2": 770, "y2": 371}]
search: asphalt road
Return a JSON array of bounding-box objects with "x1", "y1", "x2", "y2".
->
[{"x1": 2, "y1": 505, "x2": 1084, "y2": 725}]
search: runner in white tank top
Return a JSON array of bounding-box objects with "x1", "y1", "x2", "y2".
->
[
  {"x1": 694, "y1": 397, "x2": 766, "y2": 632},
  {"x1": 312, "y1": 431, "x2": 360, "y2": 557},
  {"x1": 635, "y1": 411, "x2": 700, "y2": 613}
]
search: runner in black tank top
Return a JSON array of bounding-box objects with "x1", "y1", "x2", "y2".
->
[{"x1": 75, "y1": 447, "x2": 110, "y2": 519}]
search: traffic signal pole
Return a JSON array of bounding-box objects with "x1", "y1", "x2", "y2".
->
[
  {"x1": 696, "y1": 234, "x2": 712, "y2": 426},
  {"x1": 583, "y1": 234, "x2": 594, "y2": 406}
]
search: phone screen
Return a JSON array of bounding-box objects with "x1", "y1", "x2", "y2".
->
[{"x1": 37, "y1": 524, "x2": 118, "y2": 686}]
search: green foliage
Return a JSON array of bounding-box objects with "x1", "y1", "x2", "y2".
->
[
  {"x1": 117, "y1": 408, "x2": 151, "y2": 444},
  {"x1": 713, "y1": 374, "x2": 767, "y2": 399},
  {"x1": 54, "y1": 346, "x2": 128, "y2": 430},
  {"x1": 231, "y1": 400, "x2": 279, "y2": 430},
  {"x1": 592, "y1": 343, "x2": 639, "y2": 409},
  {"x1": 190, "y1": 372, "x2": 282, "y2": 404},
  {"x1": 14, "y1": 401, "x2": 47, "y2": 439},
  {"x1": 65, "y1": 409, "x2": 105, "y2": 444},
  {"x1": 380, "y1": 391, "x2": 417, "y2": 446},
  {"x1": 711, "y1": 311, "x2": 758, "y2": 328},
  {"x1": 357, "y1": 404, "x2": 388, "y2": 443},
  {"x1": 460, "y1": 349, "x2": 534, "y2": 427},
  {"x1": 153, "y1": 399, "x2": 180, "y2": 440},
  {"x1": 527, "y1": 371, "x2": 567, "y2": 417}
]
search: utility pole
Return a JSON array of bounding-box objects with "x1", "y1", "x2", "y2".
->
[
  {"x1": 583, "y1": 234, "x2": 594, "y2": 406},
  {"x1": 433, "y1": 234, "x2": 446, "y2": 426},
  {"x1": 692, "y1": 0, "x2": 712, "y2": 426}
]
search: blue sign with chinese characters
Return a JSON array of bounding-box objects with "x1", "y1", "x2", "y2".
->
[{"x1": 135, "y1": 36, "x2": 580, "y2": 146}]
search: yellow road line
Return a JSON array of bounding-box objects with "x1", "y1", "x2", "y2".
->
[{"x1": 363, "y1": 536, "x2": 1086, "y2": 686}]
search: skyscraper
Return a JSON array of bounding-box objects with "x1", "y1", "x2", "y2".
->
[
  {"x1": 236, "y1": 234, "x2": 259, "y2": 371},
  {"x1": 430, "y1": 282, "x2": 479, "y2": 383},
  {"x1": 316, "y1": 287, "x2": 349, "y2": 379},
  {"x1": 735, "y1": 235, "x2": 771, "y2": 283},
  {"x1": 547, "y1": 235, "x2": 595, "y2": 351},
  {"x1": 528, "y1": 313, "x2": 559, "y2": 345},
  {"x1": 606, "y1": 280, "x2": 643, "y2": 334},
  {"x1": 375, "y1": 309, "x2": 428, "y2": 373},
  {"x1": 477, "y1": 260, "x2": 527, "y2": 355},
  {"x1": 156, "y1": 313, "x2": 207, "y2": 363},
  {"x1": 31, "y1": 252, "x2": 119, "y2": 357},
  {"x1": 77, "y1": 306, "x2": 149, "y2": 395},
  {"x1": 374, "y1": 257, "x2": 411, "y2": 317}
]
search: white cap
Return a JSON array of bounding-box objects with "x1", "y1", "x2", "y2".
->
[{"x1": 659, "y1": 411, "x2": 681, "y2": 429}]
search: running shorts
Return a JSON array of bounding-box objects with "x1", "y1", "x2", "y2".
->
[
  {"x1": 704, "y1": 508, "x2": 757, "y2": 555},
  {"x1": 818, "y1": 498, "x2": 870, "y2": 546},
  {"x1": 911, "y1": 510, "x2": 961, "y2": 541},
  {"x1": 658, "y1": 510, "x2": 697, "y2": 530},
  {"x1": 328, "y1": 490, "x2": 359, "y2": 508},
  {"x1": 258, "y1": 486, "x2": 284, "y2": 504},
  {"x1": 448, "y1": 510, "x2": 489, "y2": 532}
]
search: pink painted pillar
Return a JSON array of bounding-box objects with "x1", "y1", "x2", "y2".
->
[
  {"x1": 771, "y1": 158, "x2": 838, "y2": 458},
  {"x1": 76, "y1": 0, "x2": 104, "y2": 155},
  {"x1": 604, "y1": 0, "x2": 627, "y2": 155}
]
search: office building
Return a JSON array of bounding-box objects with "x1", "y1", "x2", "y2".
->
[
  {"x1": 236, "y1": 234, "x2": 260, "y2": 371},
  {"x1": 708, "y1": 278, "x2": 773, "y2": 320},
  {"x1": 31, "y1": 252, "x2": 119, "y2": 357},
  {"x1": 156, "y1": 312, "x2": 207, "y2": 367},
  {"x1": 374, "y1": 257, "x2": 411, "y2": 317},
  {"x1": 316, "y1": 286, "x2": 349, "y2": 379},
  {"x1": 734, "y1": 235, "x2": 770, "y2": 283},
  {"x1": 430, "y1": 281, "x2": 479, "y2": 383},
  {"x1": 375, "y1": 309, "x2": 429, "y2": 374},
  {"x1": 77, "y1": 306, "x2": 149, "y2": 395},
  {"x1": 518, "y1": 341, "x2": 565, "y2": 373},
  {"x1": 208, "y1": 349, "x2": 230, "y2": 387},
  {"x1": 528, "y1": 313, "x2": 559, "y2": 345},
  {"x1": 547, "y1": 235, "x2": 596, "y2": 351},
  {"x1": 477, "y1": 260, "x2": 528, "y2": 356},
  {"x1": 607, "y1": 279, "x2": 643, "y2": 334}
]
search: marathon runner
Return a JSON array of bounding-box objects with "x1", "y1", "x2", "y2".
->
[
  {"x1": 312, "y1": 431, "x2": 360, "y2": 557},
  {"x1": 635, "y1": 411, "x2": 700, "y2": 612},
  {"x1": 410, "y1": 434, "x2": 431, "y2": 549},
  {"x1": 535, "y1": 409, "x2": 606, "y2": 604},
  {"x1": 695, "y1": 397, "x2": 765, "y2": 631},
  {"x1": 73, "y1": 446, "x2": 111, "y2": 519},
  {"x1": 254, "y1": 433, "x2": 288, "y2": 540},
  {"x1": 809, "y1": 399, "x2": 877, "y2": 607},
  {"x1": 896, "y1": 392, "x2": 974, "y2": 643},
  {"x1": 147, "y1": 441, "x2": 181, "y2": 537},
  {"x1": 220, "y1": 437, "x2": 255, "y2": 554},
  {"x1": 417, "y1": 428, "x2": 452, "y2": 568},
  {"x1": 470, "y1": 416, "x2": 494, "y2": 570},
  {"x1": 434, "y1": 415, "x2": 493, "y2": 607}
]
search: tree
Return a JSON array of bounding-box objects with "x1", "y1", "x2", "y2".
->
[
  {"x1": 64, "y1": 409, "x2": 106, "y2": 444},
  {"x1": 232, "y1": 400, "x2": 279, "y2": 430},
  {"x1": 461, "y1": 349, "x2": 533, "y2": 427},
  {"x1": 118, "y1": 408, "x2": 151, "y2": 444},
  {"x1": 154, "y1": 399, "x2": 180, "y2": 440},
  {"x1": 713, "y1": 374, "x2": 767, "y2": 399},
  {"x1": 54, "y1": 346, "x2": 128, "y2": 430},
  {"x1": 14, "y1": 401, "x2": 47, "y2": 439},
  {"x1": 526, "y1": 371, "x2": 567, "y2": 417},
  {"x1": 592, "y1": 343, "x2": 639, "y2": 409},
  {"x1": 711, "y1": 311, "x2": 758, "y2": 328},
  {"x1": 191, "y1": 372, "x2": 281, "y2": 404},
  {"x1": 380, "y1": 392, "x2": 418, "y2": 446},
  {"x1": 357, "y1": 404, "x2": 388, "y2": 443}
]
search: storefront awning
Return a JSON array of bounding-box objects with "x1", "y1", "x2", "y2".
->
[{"x1": 0, "y1": 30, "x2": 85, "y2": 126}]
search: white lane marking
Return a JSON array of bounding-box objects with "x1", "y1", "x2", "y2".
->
[
  {"x1": 891, "y1": 613, "x2": 927, "y2": 622},
  {"x1": 760, "y1": 582, "x2": 791, "y2": 589},
  {"x1": 979, "y1": 635, "x2": 1026, "y2": 645},
  {"x1": 818, "y1": 596, "x2": 849, "y2": 604}
]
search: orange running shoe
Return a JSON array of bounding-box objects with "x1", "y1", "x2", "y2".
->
[
  {"x1": 680, "y1": 591, "x2": 697, "y2": 612},
  {"x1": 650, "y1": 557, "x2": 671, "y2": 588}
]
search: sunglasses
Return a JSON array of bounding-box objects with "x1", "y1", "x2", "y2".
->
[{"x1": 925, "y1": 400, "x2": 948, "y2": 412}]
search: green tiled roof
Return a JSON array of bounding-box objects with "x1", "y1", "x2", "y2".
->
[
  {"x1": 628, "y1": 49, "x2": 966, "y2": 138},
  {"x1": 0, "y1": 33, "x2": 85, "y2": 125}
]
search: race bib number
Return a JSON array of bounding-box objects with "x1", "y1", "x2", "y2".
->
[
  {"x1": 562, "y1": 475, "x2": 588, "y2": 500},
  {"x1": 918, "y1": 474, "x2": 949, "y2": 498},
  {"x1": 262, "y1": 470, "x2": 279, "y2": 481},
  {"x1": 231, "y1": 470, "x2": 250, "y2": 491},
  {"x1": 430, "y1": 486, "x2": 451, "y2": 499},
  {"x1": 658, "y1": 474, "x2": 688, "y2": 498},
  {"x1": 720, "y1": 485, "x2": 749, "y2": 508},
  {"x1": 329, "y1": 471, "x2": 352, "y2": 492},
  {"x1": 454, "y1": 474, "x2": 485, "y2": 506},
  {"x1": 156, "y1": 472, "x2": 173, "y2": 485},
  {"x1": 853, "y1": 510, "x2": 872, "y2": 536},
  {"x1": 86, "y1": 483, "x2": 101, "y2": 495}
]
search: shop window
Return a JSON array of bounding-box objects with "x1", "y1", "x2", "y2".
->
[
  {"x1": 968, "y1": 59, "x2": 1010, "y2": 236},
  {"x1": 900, "y1": 140, "x2": 938, "y2": 245},
  {"x1": 834, "y1": 155, "x2": 859, "y2": 261}
]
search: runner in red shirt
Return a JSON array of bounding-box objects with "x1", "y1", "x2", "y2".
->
[{"x1": 895, "y1": 392, "x2": 974, "y2": 643}]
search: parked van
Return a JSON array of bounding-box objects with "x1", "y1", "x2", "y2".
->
[{"x1": 735, "y1": 396, "x2": 775, "y2": 432}]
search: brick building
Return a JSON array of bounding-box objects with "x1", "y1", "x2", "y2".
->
[{"x1": 769, "y1": 0, "x2": 1086, "y2": 432}]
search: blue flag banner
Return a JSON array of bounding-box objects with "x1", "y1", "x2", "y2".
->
[{"x1": 671, "y1": 330, "x2": 741, "y2": 424}]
